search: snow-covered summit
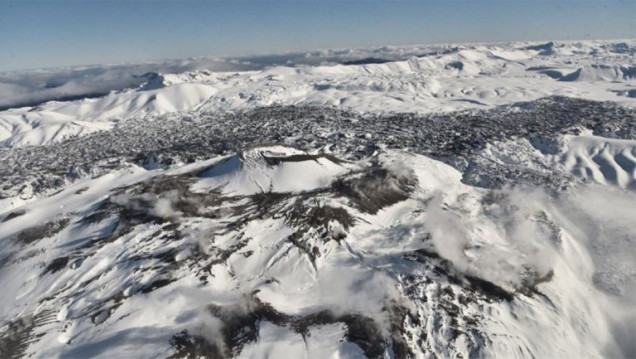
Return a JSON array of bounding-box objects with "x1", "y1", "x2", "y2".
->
[
  {"x1": 195, "y1": 145, "x2": 353, "y2": 195},
  {"x1": 1, "y1": 138, "x2": 634, "y2": 358}
]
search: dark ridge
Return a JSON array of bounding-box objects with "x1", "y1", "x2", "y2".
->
[
  {"x1": 526, "y1": 66, "x2": 552, "y2": 71},
  {"x1": 11, "y1": 218, "x2": 69, "y2": 245},
  {"x1": 286, "y1": 201, "x2": 355, "y2": 234},
  {"x1": 518, "y1": 270, "x2": 555, "y2": 297},
  {"x1": 0, "y1": 253, "x2": 14, "y2": 270},
  {"x1": 0, "y1": 310, "x2": 57, "y2": 359},
  {"x1": 417, "y1": 46, "x2": 461, "y2": 57},
  {"x1": 559, "y1": 68, "x2": 583, "y2": 82},
  {"x1": 465, "y1": 275, "x2": 514, "y2": 302},
  {"x1": 453, "y1": 98, "x2": 488, "y2": 105},
  {"x1": 401, "y1": 249, "x2": 490, "y2": 356},
  {"x1": 1, "y1": 210, "x2": 26, "y2": 222},
  {"x1": 523, "y1": 41, "x2": 555, "y2": 55},
  {"x1": 139, "y1": 278, "x2": 176, "y2": 294},
  {"x1": 205, "y1": 295, "x2": 387, "y2": 358},
  {"x1": 523, "y1": 41, "x2": 554, "y2": 51},
  {"x1": 342, "y1": 57, "x2": 392, "y2": 65},
  {"x1": 168, "y1": 330, "x2": 224, "y2": 359},
  {"x1": 42, "y1": 256, "x2": 69, "y2": 275},
  {"x1": 405, "y1": 249, "x2": 517, "y2": 302},
  {"x1": 539, "y1": 70, "x2": 564, "y2": 80},
  {"x1": 262, "y1": 152, "x2": 345, "y2": 165},
  {"x1": 78, "y1": 174, "x2": 237, "y2": 231},
  {"x1": 446, "y1": 61, "x2": 464, "y2": 71},
  {"x1": 332, "y1": 165, "x2": 417, "y2": 214},
  {"x1": 249, "y1": 191, "x2": 290, "y2": 213},
  {"x1": 384, "y1": 303, "x2": 417, "y2": 359},
  {"x1": 0, "y1": 92, "x2": 111, "y2": 112}
]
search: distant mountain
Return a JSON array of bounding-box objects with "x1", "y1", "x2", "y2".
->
[
  {"x1": 1, "y1": 97, "x2": 635, "y2": 358},
  {"x1": 1, "y1": 40, "x2": 635, "y2": 148}
]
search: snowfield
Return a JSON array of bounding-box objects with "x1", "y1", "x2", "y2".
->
[
  {"x1": 1, "y1": 40, "x2": 635, "y2": 147},
  {"x1": 0, "y1": 40, "x2": 636, "y2": 359}
]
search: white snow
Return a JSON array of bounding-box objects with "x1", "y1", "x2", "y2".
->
[
  {"x1": 560, "y1": 135, "x2": 636, "y2": 188},
  {"x1": 1, "y1": 40, "x2": 635, "y2": 147},
  {"x1": 1, "y1": 39, "x2": 635, "y2": 359},
  {"x1": 1, "y1": 146, "x2": 634, "y2": 358},
  {"x1": 194, "y1": 146, "x2": 354, "y2": 195}
]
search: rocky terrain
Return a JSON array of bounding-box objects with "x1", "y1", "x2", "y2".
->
[
  {"x1": 3, "y1": 96, "x2": 636, "y2": 206},
  {"x1": 1, "y1": 95, "x2": 635, "y2": 358},
  {"x1": 1, "y1": 39, "x2": 636, "y2": 359}
]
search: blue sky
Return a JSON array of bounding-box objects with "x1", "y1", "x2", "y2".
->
[{"x1": 1, "y1": 1, "x2": 635, "y2": 71}]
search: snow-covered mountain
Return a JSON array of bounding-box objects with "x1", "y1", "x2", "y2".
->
[
  {"x1": 1, "y1": 41, "x2": 635, "y2": 359},
  {"x1": 1, "y1": 40, "x2": 635, "y2": 148}
]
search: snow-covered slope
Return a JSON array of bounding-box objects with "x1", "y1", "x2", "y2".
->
[
  {"x1": 560, "y1": 135, "x2": 636, "y2": 189},
  {"x1": 1, "y1": 37, "x2": 636, "y2": 358},
  {"x1": 194, "y1": 146, "x2": 353, "y2": 195},
  {"x1": 1, "y1": 144, "x2": 634, "y2": 358},
  {"x1": 1, "y1": 40, "x2": 636, "y2": 147},
  {"x1": 1, "y1": 96, "x2": 635, "y2": 358},
  {"x1": 0, "y1": 83, "x2": 218, "y2": 147}
]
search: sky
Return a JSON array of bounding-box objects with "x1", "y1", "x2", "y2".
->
[{"x1": 1, "y1": 0, "x2": 635, "y2": 71}]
